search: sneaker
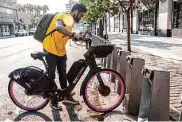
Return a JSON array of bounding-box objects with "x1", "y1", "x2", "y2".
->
[
  {"x1": 50, "y1": 102, "x2": 62, "y2": 111},
  {"x1": 62, "y1": 95, "x2": 79, "y2": 105}
]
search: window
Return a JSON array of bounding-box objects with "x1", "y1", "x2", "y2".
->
[
  {"x1": 4, "y1": 26, "x2": 7, "y2": 32},
  {"x1": 173, "y1": 2, "x2": 182, "y2": 29},
  {"x1": 139, "y1": 8, "x2": 155, "y2": 32},
  {"x1": 179, "y1": 4, "x2": 182, "y2": 28},
  {"x1": 6, "y1": 9, "x2": 13, "y2": 14},
  {"x1": 0, "y1": 7, "x2": 14, "y2": 14}
]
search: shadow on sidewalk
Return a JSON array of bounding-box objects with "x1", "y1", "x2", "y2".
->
[
  {"x1": 170, "y1": 108, "x2": 180, "y2": 121},
  {"x1": 108, "y1": 33, "x2": 182, "y2": 50},
  {"x1": 51, "y1": 109, "x2": 62, "y2": 121},
  {"x1": 96, "y1": 111, "x2": 137, "y2": 121},
  {"x1": 64, "y1": 103, "x2": 82, "y2": 121},
  {"x1": 14, "y1": 111, "x2": 52, "y2": 121},
  {"x1": 132, "y1": 40, "x2": 182, "y2": 50}
]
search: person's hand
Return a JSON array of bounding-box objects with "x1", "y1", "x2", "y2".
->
[
  {"x1": 72, "y1": 33, "x2": 81, "y2": 41},
  {"x1": 73, "y1": 34, "x2": 86, "y2": 41}
]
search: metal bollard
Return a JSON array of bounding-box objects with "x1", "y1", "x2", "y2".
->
[
  {"x1": 107, "y1": 53, "x2": 112, "y2": 68},
  {"x1": 109, "y1": 47, "x2": 122, "y2": 83},
  {"x1": 110, "y1": 47, "x2": 122, "y2": 70},
  {"x1": 123, "y1": 57, "x2": 145, "y2": 115},
  {"x1": 116, "y1": 50, "x2": 131, "y2": 81},
  {"x1": 179, "y1": 103, "x2": 182, "y2": 121},
  {"x1": 138, "y1": 67, "x2": 170, "y2": 121},
  {"x1": 138, "y1": 69, "x2": 152, "y2": 122}
]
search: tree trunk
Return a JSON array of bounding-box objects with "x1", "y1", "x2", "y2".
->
[
  {"x1": 105, "y1": 14, "x2": 108, "y2": 40},
  {"x1": 99, "y1": 19, "x2": 103, "y2": 37},
  {"x1": 154, "y1": 2, "x2": 159, "y2": 36},
  {"x1": 109, "y1": 13, "x2": 111, "y2": 32},
  {"x1": 119, "y1": 12, "x2": 121, "y2": 32},
  {"x1": 91, "y1": 23, "x2": 92, "y2": 32},
  {"x1": 127, "y1": 11, "x2": 131, "y2": 52},
  {"x1": 131, "y1": 6, "x2": 133, "y2": 34}
]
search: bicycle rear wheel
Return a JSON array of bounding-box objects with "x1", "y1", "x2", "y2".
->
[
  {"x1": 83, "y1": 69, "x2": 125, "y2": 113},
  {"x1": 8, "y1": 80, "x2": 49, "y2": 111}
]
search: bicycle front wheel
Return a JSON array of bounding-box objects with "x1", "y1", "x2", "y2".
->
[{"x1": 83, "y1": 69, "x2": 125, "y2": 113}]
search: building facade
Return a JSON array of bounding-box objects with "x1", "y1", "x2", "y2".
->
[
  {"x1": 0, "y1": 0, "x2": 18, "y2": 36},
  {"x1": 65, "y1": 0, "x2": 77, "y2": 12},
  {"x1": 132, "y1": 0, "x2": 182, "y2": 37},
  {"x1": 107, "y1": 0, "x2": 182, "y2": 38},
  {"x1": 0, "y1": 5, "x2": 18, "y2": 36}
]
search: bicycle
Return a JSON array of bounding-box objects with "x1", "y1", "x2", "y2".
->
[{"x1": 8, "y1": 38, "x2": 126, "y2": 113}]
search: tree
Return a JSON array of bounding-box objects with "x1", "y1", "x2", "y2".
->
[
  {"x1": 33, "y1": 5, "x2": 42, "y2": 16},
  {"x1": 37, "y1": 5, "x2": 42, "y2": 15},
  {"x1": 24, "y1": 4, "x2": 32, "y2": 14},
  {"x1": 117, "y1": 0, "x2": 136, "y2": 52},
  {"x1": 81, "y1": 0, "x2": 119, "y2": 36},
  {"x1": 81, "y1": 0, "x2": 119, "y2": 23},
  {"x1": 118, "y1": 0, "x2": 159, "y2": 51},
  {"x1": 29, "y1": 4, "x2": 34, "y2": 15},
  {"x1": 42, "y1": 5, "x2": 49, "y2": 15},
  {"x1": 81, "y1": 0, "x2": 160, "y2": 52}
]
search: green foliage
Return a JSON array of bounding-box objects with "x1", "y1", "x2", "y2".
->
[{"x1": 81, "y1": 0, "x2": 119, "y2": 22}]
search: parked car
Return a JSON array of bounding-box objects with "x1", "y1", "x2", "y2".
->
[
  {"x1": 29, "y1": 28, "x2": 36, "y2": 35},
  {"x1": 15, "y1": 30, "x2": 29, "y2": 37}
]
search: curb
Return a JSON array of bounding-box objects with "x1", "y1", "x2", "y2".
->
[{"x1": 0, "y1": 36, "x2": 15, "y2": 39}]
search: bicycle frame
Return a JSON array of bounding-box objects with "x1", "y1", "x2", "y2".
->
[
  {"x1": 9, "y1": 44, "x2": 109, "y2": 103},
  {"x1": 23, "y1": 52, "x2": 104, "y2": 101}
]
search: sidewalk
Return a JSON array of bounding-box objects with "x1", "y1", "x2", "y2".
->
[
  {"x1": 0, "y1": 35, "x2": 15, "y2": 39},
  {"x1": 108, "y1": 32, "x2": 182, "y2": 63}
]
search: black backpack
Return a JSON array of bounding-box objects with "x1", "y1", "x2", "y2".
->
[{"x1": 34, "y1": 13, "x2": 57, "y2": 43}]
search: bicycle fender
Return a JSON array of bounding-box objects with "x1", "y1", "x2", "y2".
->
[
  {"x1": 8, "y1": 68, "x2": 32, "y2": 90},
  {"x1": 8, "y1": 68, "x2": 24, "y2": 80}
]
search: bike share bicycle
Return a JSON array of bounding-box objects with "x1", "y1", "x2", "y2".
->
[{"x1": 8, "y1": 37, "x2": 126, "y2": 113}]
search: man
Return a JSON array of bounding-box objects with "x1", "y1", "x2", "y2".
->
[{"x1": 43, "y1": 3, "x2": 87, "y2": 110}]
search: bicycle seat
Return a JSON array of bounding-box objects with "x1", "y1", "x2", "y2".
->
[{"x1": 31, "y1": 51, "x2": 49, "y2": 60}]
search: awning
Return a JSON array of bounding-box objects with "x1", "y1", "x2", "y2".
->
[
  {"x1": 0, "y1": 22, "x2": 13, "y2": 25},
  {"x1": 139, "y1": 0, "x2": 156, "y2": 9}
]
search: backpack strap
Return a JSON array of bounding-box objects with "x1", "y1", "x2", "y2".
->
[{"x1": 45, "y1": 29, "x2": 57, "y2": 38}]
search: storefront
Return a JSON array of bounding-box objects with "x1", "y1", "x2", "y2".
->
[
  {"x1": 172, "y1": 0, "x2": 182, "y2": 37},
  {"x1": 138, "y1": 1, "x2": 159, "y2": 36},
  {"x1": 0, "y1": 22, "x2": 14, "y2": 36},
  {"x1": 139, "y1": 8, "x2": 155, "y2": 33}
]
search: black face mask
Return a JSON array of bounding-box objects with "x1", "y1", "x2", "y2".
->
[
  {"x1": 73, "y1": 11, "x2": 80, "y2": 23},
  {"x1": 73, "y1": 16, "x2": 80, "y2": 23}
]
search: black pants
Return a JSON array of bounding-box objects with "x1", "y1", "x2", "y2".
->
[{"x1": 45, "y1": 52, "x2": 67, "y2": 89}]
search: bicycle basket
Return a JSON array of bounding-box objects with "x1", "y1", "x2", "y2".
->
[{"x1": 92, "y1": 45, "x2": 114, "y2": 58}]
